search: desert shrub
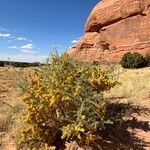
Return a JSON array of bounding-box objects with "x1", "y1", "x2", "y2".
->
[
  {"x1": 18, "y1": 53, "x2": 117, "y2": 150},
  {"x1": 0, "y1": 60, "x2": 40, "y2": 67},
  {"x1": 10, "y1": 61, "x2": 39, "y2": 67},
  {"x1": 145, "y1": 55, "x2": 150, "y2": 67},
  {"x1": 0, "y1": 61, "x2": 4, "y2": 67},
  {"x1": 121, "y1": 52, "x2": 146, "y2": 68}
]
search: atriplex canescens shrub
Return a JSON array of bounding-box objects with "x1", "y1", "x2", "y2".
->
[
  {"x1": 120, "y1": 52, "x2": 146, "y2": 69},
  {"x1": 19, "y1": 53, "x2": 117, "y2": 150}
]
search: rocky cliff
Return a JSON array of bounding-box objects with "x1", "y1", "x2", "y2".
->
[{"x1": 68, "y1": 0, "x2": 150, "y2": 62}]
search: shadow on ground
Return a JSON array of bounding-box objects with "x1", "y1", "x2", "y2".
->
[{"x1": 94, "y1": 102, "x2": 150, "y2": 150}]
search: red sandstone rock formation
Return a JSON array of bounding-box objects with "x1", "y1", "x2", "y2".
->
[{"x1": 68, "y1": 0, "x2": 150, "y2": 62}]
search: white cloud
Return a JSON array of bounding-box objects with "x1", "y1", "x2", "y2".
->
[
  {"x1": 20, "y1": 43, "x2": 34, "y2": 50},
  {"x1": 69, "y1": 37, "x2": 82, "y2": 49},
  {"x1": 20, "y1": 44, "x2": 38, "y2": 54},
  {"x1": 0, "y1": 33, "x2": 11, "y2": 38},
  {"x1": 0, "y1": 31, "x2": 31, "y2": 42},
  {"x1": 71, "y1": 40, "x2": 79, "y2": 44},
  {"x1": 8, "y1": 43, "x2": 37, "y2": 54},
  {"x1": 17, "y1": 37, "x2": 26, "y2": 41},
  {"x1": 0, "y1": 53, "x2": 47, "y2": 63},
  {"x1": 68, "y1": 46, "x2": 74, "y2": 49},
  {"x1": 8, "y1": 46, "x2": 18, "y2": 49},
  {"x1": 71, "y1": 37, "x2": 82, "y2": 44},
  {"x1": 16, "y1": 37, "x2": 31, "y2": 42},
  {"x1": 21, "y1": 49, "x2": 37, "y2": 54}
]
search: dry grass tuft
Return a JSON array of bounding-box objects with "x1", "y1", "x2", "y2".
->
[{"x1": 105, "y1": 66, "x2": 150, "y2": 100}]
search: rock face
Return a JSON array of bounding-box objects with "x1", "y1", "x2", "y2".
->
[{"x1": 68, "y1": 0, "x2": 150, "y2": 62}]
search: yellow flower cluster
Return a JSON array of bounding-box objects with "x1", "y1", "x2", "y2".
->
[
  {"x1": 89, "y1": 68, "x2": 117, "y2": 91},
  {"x1": 62, "y1": 122, "x2": 85, "y2": 139}
]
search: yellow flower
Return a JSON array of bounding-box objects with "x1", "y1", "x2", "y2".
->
[{"x1": 62, "y1": 96, "x2": 71, "y2": 101}]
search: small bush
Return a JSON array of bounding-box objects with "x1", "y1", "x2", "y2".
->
[
  {"x1": 121, "y1": 52, "x2": 146, "y2": 68},
  {"x1": 0, "y1": 61, "x2": 4, "y2": 67},
  {"x1": 0, "y1": 60, "x2": 40, "y2": 67},
  {"x1": 18, "y1": 53, "x2": 117, "y2": 150},
  {"x1": 145, "y1": 55, "x2": 150, "y2": 67}
]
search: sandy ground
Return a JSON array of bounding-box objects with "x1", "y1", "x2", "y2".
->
[{"x1": 0, "y1": 67, "x2": 21, "y2": 150}]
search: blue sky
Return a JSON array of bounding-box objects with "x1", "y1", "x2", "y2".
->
[{"x1": 0, "y1": 0, "x2": 99, "y2": 62}]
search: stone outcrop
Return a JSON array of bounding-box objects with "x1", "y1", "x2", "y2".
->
[{"x1": 68, "y1": 0, "x2": 150, "y2": 62}]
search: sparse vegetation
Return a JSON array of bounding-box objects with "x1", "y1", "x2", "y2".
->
[
  {"x1": 0, "y1": 56, "x2": 150, "y2": 150},
  {"x1": 104, "y1": 65, "x2": 150, "y2": 99},
  {"x1": 120, "y1": 52, "x2": 146, "y2": 69},
  {"x1": 0, "y1": 67, "x2": 24, "y2": 150},
  {"x1": 0, "y1": 60, "x2": 40, "y2": 67},
  {"x1": 145, "y1": 55, "x2": 150, "y2": 67}
]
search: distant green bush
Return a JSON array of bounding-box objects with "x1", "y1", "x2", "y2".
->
[
  {"x1": 145, "y1": 55, "x2": 150, "y2": 67},
  {"x1": 0, "y1": 61, "x2": 4, "y2": 67},
  {"x1": 0, "y1": 60, "x2": 40, "y2": 67},
  {"x1": 120, "y1": 52, "x2": 146, "y2": 68}
]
